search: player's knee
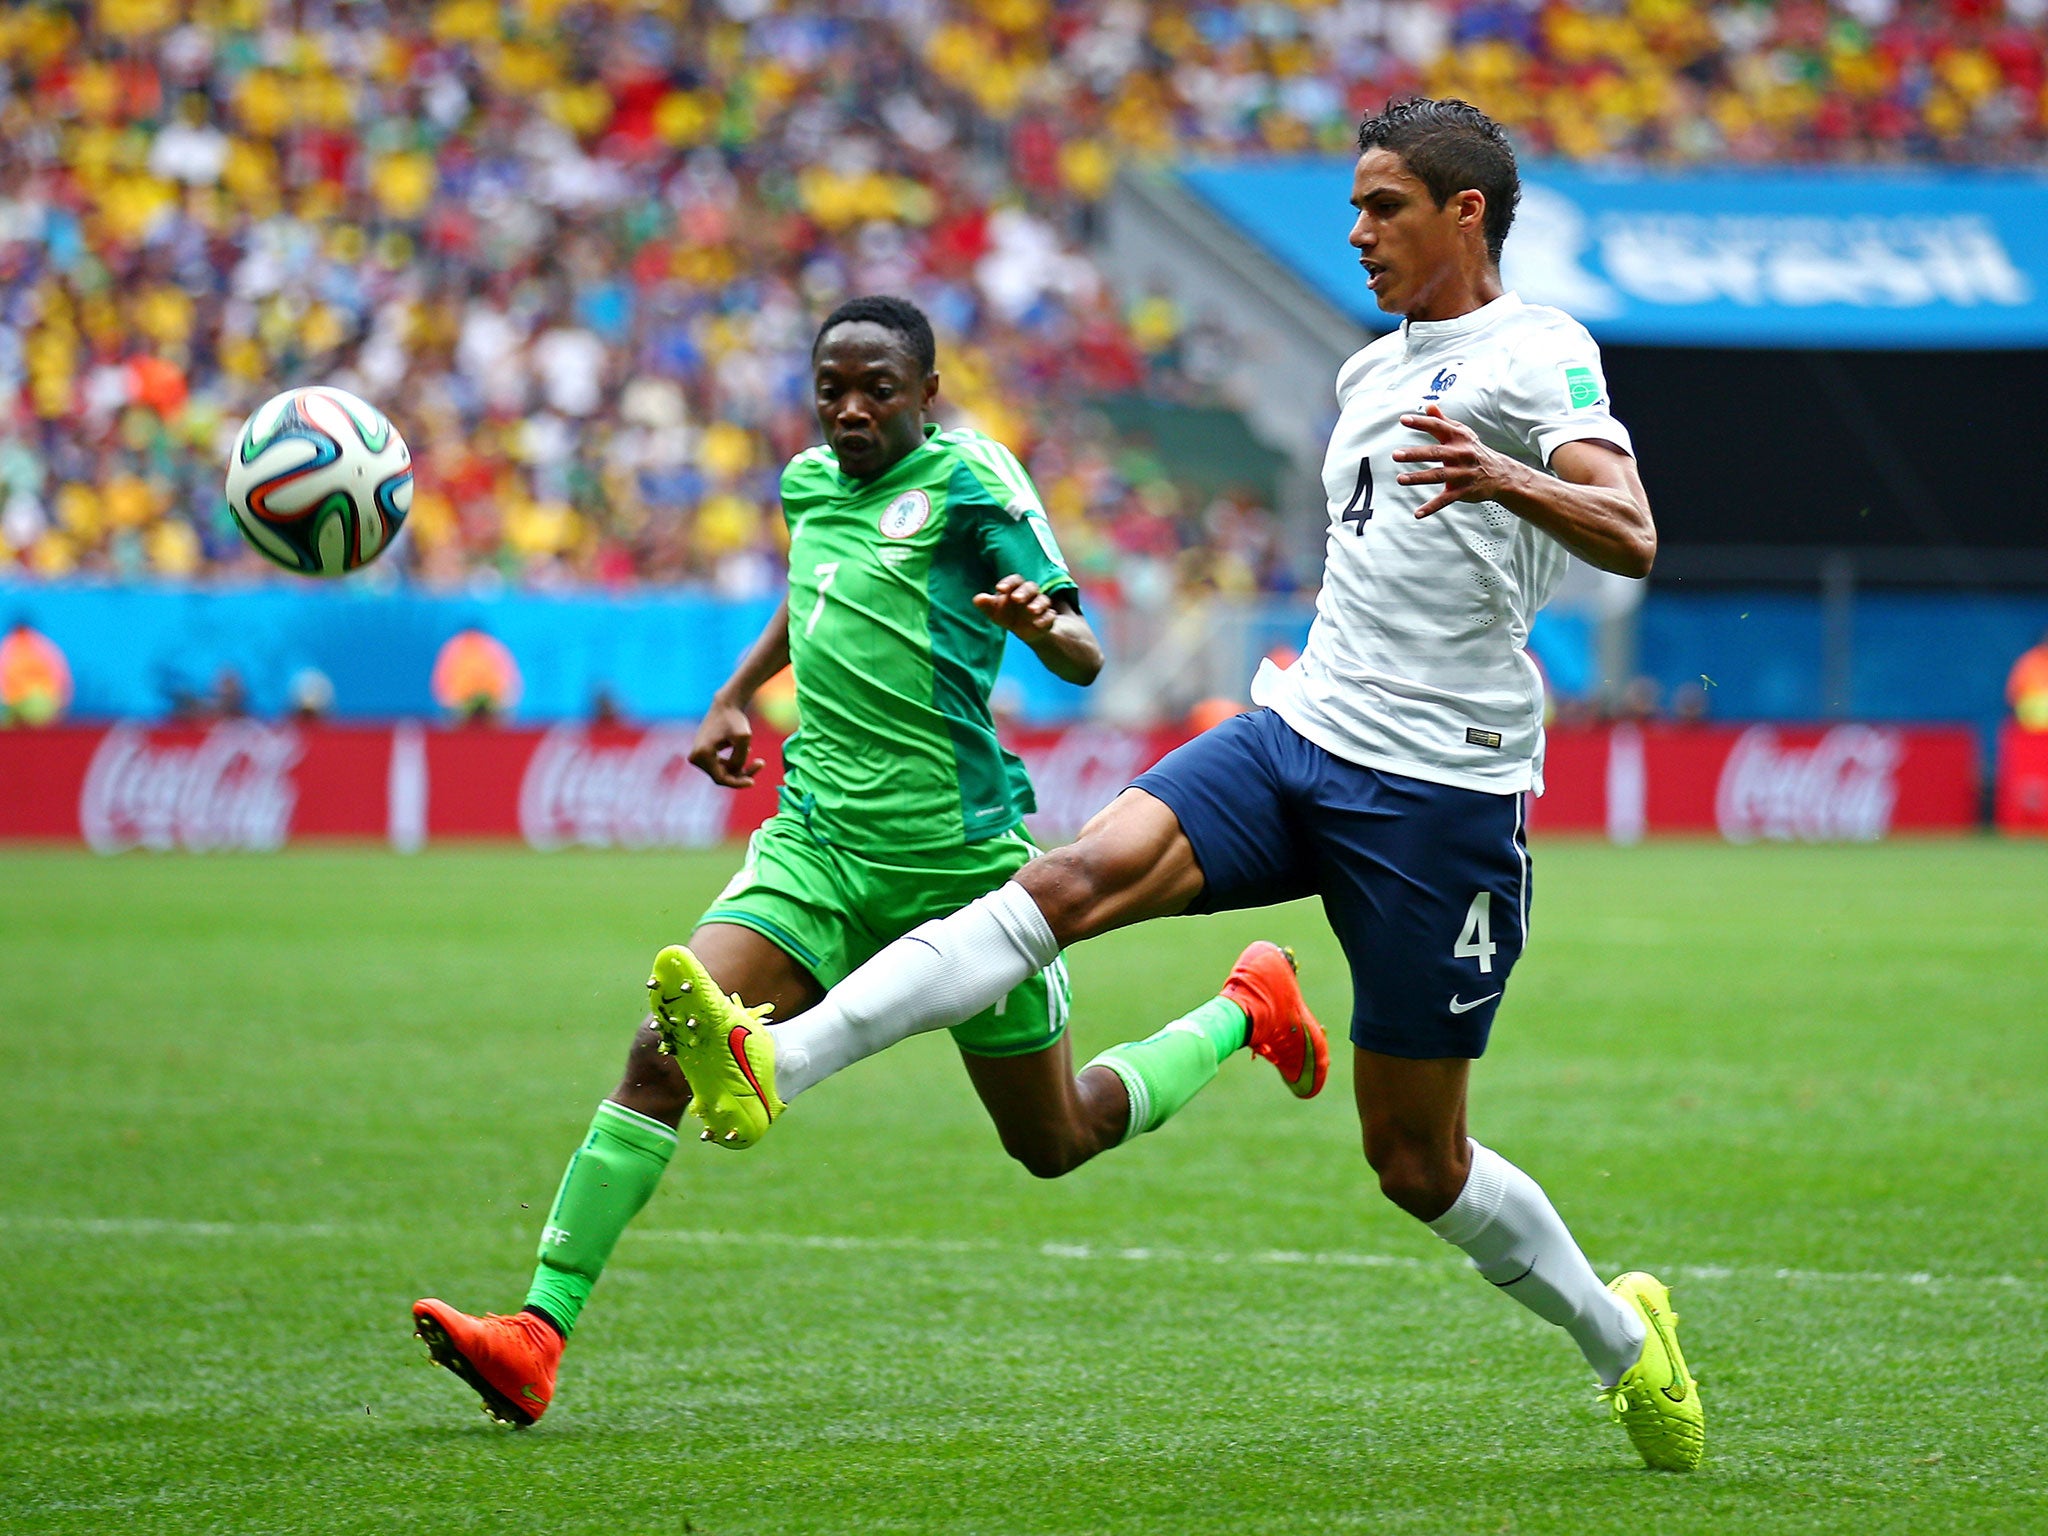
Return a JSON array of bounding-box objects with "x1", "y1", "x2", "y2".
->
[
  {"x1": 1000, "y1": 1127, "x2": 1088, "y2": 1180},
  {"x1": 1364, "y1": 1138, "x2": 1467, "y2": 1222}
]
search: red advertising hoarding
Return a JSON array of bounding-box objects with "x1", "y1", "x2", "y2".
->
[
  {"x1": 0, "y1": 719, "x2": 1983, "y2": 851},
  {"x1": 1997, "y1": 725, "x2": 2048, "y2": 834},
  {"x1": 1531, "y1": 723, "x2": 1981, "y2": 840}
]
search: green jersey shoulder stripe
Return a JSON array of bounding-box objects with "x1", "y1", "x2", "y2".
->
[{"x1": 938, "y1": 429, "x2": 1044, "y2": 513}]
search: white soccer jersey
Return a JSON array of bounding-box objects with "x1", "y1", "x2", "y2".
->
[{"x1": 1251, "y1": 291, "x2": 1633, "y2": 795}]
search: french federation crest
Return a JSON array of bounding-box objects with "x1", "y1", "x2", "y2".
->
[{"x1": 879, "y1": 489, "x2": 932, "y2": 538}]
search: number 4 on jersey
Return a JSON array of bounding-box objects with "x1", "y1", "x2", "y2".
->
[
  {"x1": 1340, "y1": 456, "x2": 1373, "y2": 534},
  {"x1": 1454, "y1": 891, "x2": 1497, "y2": 974}
]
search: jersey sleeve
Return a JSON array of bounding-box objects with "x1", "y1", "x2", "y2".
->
[
  {"x1": 1493, "y1": 323, "x2": 1634, "y2": 468},
  {"x1": 778, "y1": 448, "x2": 836, "y2": 535},
  {"x1": 950, "y1": 437, "x2": 1079, "y2": 599}
]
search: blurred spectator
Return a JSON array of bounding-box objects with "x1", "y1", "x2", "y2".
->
[
  {"x1": 289, "y1": 666, "x2": 335, "y2": 723},
  {"x1": 5, "y1": 0, "x2": 2029, "y2": 612},
  {"x1": 432, "y1": 627, "x2": 521, "y2": 725},
  {"x1": 0, "y1": 618, "x2": 71, "y2": 725},
  {"x1": 1669, "y1": 678, "x2": 1712, "y2": 726},
  {"x1": 2008, "y1": 629, "x2": 2048, "y2": 731},
  {"x1": 212, "y1": 666, "x2": 248, "y2": 720},
  {"x1": 0, "y1": 0, "x2": 1284, "y2": 604}
]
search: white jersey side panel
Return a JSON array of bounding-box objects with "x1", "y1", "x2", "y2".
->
[{"x1": 1252, "y1": 293, "x2": 1634, "y2": 794}]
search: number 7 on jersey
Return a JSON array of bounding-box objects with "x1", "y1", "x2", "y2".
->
[{"x1": 805, "y1": 560, "x2": 840, "y2": 636}]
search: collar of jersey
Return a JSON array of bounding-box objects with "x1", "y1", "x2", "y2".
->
[
  {"x1": 833, "y1": 423, "x2": 945, "y2": 494},
  {"x1": 1401, "y1": 290, "x2": 1523, "y2": 353}
]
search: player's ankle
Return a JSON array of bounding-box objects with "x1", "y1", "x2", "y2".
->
[{"x1": 522, "y1": 1304, "x2": 567, "y2": 1341}]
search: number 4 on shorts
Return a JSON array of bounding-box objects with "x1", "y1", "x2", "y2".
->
[{"x1": 1454, "y1": 891, "x2": 1496, "y2": 974}]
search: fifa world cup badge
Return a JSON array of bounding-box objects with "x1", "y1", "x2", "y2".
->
[{"x1": 879, "y1": 490, "x2": 932, "y2": 538}]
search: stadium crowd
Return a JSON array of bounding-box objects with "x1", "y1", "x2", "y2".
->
[{"x1": 1, "y1": 0, "x2": 2042, "y2": 597}]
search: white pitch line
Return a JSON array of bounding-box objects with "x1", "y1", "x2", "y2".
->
[{"x1": 7, "y1": 1214, "x2": 2041, "y2": 1293}]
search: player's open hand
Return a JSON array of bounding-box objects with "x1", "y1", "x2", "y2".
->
[
  {"x1": 973, "y1": 574, "x2": 1058, "y2": 638},
  {"x1": 689, "y1": 700, "x2": 765, "y2": 788},
  {"x1": 1392, "y1": 404, "x2": 1528, "y2": 518}
]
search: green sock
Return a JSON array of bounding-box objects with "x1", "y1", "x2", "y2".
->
[
  {"x1": 523, "y1": 1100, "x2": 677, "y2": 1337},
  {"x1": 1085, "y1": 996, "x2": 1248, "y2": 1144}
]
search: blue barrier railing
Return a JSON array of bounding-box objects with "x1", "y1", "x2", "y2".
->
[{"x1": 3, "y1": 580, "x2": 2040, "y2": 741}]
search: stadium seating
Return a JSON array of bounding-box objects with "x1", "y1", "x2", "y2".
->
[{"x1": 2, "y1": 1, "x2": 2042, "y2": 597}]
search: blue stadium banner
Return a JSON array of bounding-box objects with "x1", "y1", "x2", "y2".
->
[{"x1": 1180, "y1": 161, "x2": 2048, "y2": 349}]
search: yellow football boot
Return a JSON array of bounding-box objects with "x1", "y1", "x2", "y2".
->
[
  {"x1": 1600, "y1": 1270, "x2": 1704, "y2": 1471},
  {"x1": 647, "y1": 944, "x2": 783, "y2": 1149}
]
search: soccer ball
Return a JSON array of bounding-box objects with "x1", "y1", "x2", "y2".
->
[{"x1": 225, "y1": 386, "x2": 413, "y2": 576}]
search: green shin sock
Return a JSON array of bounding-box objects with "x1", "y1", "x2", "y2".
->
[
  {"x1": 523, "y1": 1100, "x2": 677, "y2": 1337},
  {"x1": 1085, "y1": 996, "x2": 1249, "y2": 1144}
]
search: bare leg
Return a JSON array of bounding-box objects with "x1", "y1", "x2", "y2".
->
[
  {"x1": 1354, "y1": 1044, "x2": 1645, "y2": 1385},
  {"x1": 1352, "y1": 1047, "x2": 1472, "y2": 1220},
  {"x1": 957, "y1": 1038, "x2": 1131, "y2": 1179},
  {"x1": 611, "y1": 922, "x2": 824, "y2": 1127},
  {"x1": 1015, "y1": 787, "x2": 1207, "y2": 944}
]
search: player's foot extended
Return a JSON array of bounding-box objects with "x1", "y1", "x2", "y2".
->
[
  {"x1": 1221, "y1": 941, "x2": 1328, "y2": 1098},
  {"x1": 412, "y1": 1298, "x2": 562, "y2": 1427},
  {"x1": 647, "y1": 943, "x2": 783, "y2": 1148},
  {"x1": 1600, "y1": 1271, "x2": 1704, "y2": 1471}
]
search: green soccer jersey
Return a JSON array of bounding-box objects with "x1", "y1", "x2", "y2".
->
[{"x1": 777, "y1": 423, "x2": 1079, "y2": 853}]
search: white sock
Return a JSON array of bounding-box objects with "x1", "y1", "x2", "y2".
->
[
  {"x1": 770, "y1": 881, "x2": 1059, "y2": 1100},
  {"x1": 1426, "y1": 1140, "x2": 1646, "y2": 1387}
]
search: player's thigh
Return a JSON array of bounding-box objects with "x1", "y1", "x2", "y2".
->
[
  {"x1": 1012, "y1": 707, "x2": 1321, "y2": 947},
  {"x1": 1312, "y1": 770, "x2": 1530, "y2": 1060},
  {"x1": 1015, "y1": 788, "x2": 1208, "y2": 944}
]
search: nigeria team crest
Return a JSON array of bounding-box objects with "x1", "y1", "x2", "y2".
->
[{"x1": 879, "y1": 490, "x2": 932, "y2": 538}]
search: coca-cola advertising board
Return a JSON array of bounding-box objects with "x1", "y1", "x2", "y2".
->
[
  {"x1": 1529, "y1": 723, "x2": 1979, "y2": 840},
  {"x1": 0, "y1": 719, "x2": 1982, "y2": 850}
]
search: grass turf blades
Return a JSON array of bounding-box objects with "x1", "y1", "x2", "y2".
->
[{"x1": 2, "y1": 842, "x2": 2044, "y2": 1534}]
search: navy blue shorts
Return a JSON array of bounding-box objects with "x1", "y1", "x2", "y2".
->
[{"x1": 1132, "y1": 707, "x2": 1530, "y2": 1059}]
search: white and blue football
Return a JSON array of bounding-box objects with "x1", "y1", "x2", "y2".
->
[{"x1": 225, "y1": 386, "x2": 413, "y2": 576}]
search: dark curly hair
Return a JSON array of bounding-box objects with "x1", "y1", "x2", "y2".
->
[
  {"x1": 812, "y1": 294, "x2": 936, "y2": 376},
  {"x1": 1356, "y1": 98, "x2": 1521, "y2": 265}
]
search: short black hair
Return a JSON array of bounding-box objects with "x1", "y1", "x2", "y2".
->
[
  {"x1": 1356, "y1": 98, "x2": 1520, "y2": 265},
  {"x1": 812, "y1": 295, "x2": 936, "y2": 376}
]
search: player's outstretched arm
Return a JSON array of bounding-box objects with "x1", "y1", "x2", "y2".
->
[
  {"x1": 973, "y1": 576, "x2": 1104, "y2": 686},
  {"x1": 689, "y1": 597, "x2": 791, "y2": 788},
  {"x1": 1391, "y1": 405, "x2": 1656, "y2": 578}
]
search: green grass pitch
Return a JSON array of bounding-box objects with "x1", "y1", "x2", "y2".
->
[{"x1": 3, "y1": 839, "x2": 2044, "y2": 1535}]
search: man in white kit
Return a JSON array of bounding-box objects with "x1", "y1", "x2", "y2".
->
[{"x1": 665, "y1": 97, "x2": 1702, "y2": 1471}]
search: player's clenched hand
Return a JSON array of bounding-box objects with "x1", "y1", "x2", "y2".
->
[
  {"x1": 1392, "y1": 404, "x2": 1529, "y2": 518},
  {"x1": 973, "y1": 574, "x2": 1058, "y2": 637},
  {"x1": 689, "y1": 700, "x2": 765, "y2": 788}
]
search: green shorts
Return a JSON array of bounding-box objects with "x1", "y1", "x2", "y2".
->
[{"x1": 697, "y1": 814, "x2": 1070, "y2": 1059}]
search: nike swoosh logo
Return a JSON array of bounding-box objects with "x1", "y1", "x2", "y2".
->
[
  {"x1": 727, "y1": 1025, "x2": 768, "y2": 1105},
  {"x1": 521, "y1": 1385, "x2": 543, "y2": 1402},
  {"x1": 1644, "y1": 1303, "x2": 1689, "y2": 1403},
  {"x1": 1448, "y1": 992, "x2": 1502, "y2": 1015}
]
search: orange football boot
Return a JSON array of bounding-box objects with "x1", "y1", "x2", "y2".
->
[
  {"x1": 1221, "y1": 941, "x2": 1329, "y2": 1099},
  {"x1": 412, "y1": 1299, "x2": 562, "y2": 1427}
]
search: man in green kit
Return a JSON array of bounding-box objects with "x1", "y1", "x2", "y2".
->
[{"x1": 411, "y1": 296, "x2": 1329, "y2": 1426}]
